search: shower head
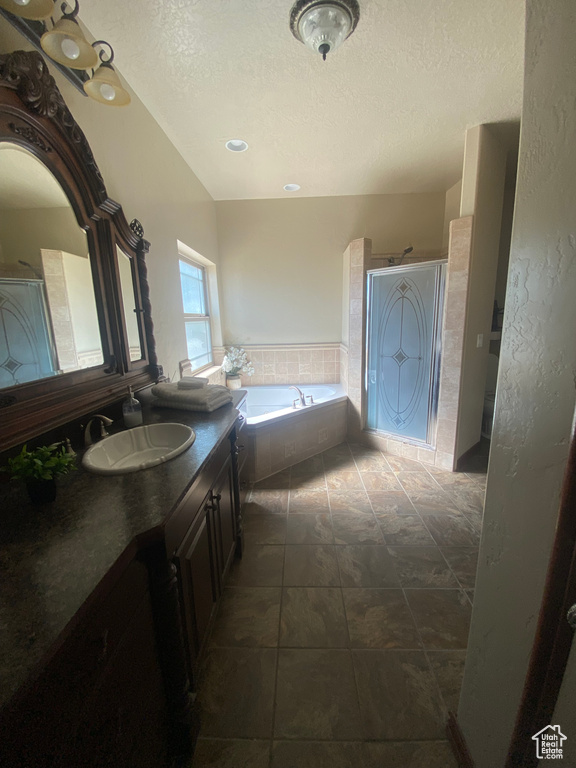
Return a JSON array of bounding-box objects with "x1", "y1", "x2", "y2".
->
[
  {"x1": 391, "y1": 245, "x2": 414, "y2": 266},
  {"x1": 18, "y1": 260, "x2": 43, "y2": 280}
]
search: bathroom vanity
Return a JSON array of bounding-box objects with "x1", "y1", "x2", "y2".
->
[
  {"x1": 0, "y1": 49, "x2": 247, "y2": 766},
  {"x1": 0, "y1": 396, "x2": 246, "y2": 767}
]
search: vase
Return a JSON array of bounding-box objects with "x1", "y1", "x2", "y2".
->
[
  {"x1": 226, "y1": 375, "x2": 242, "y2": 390},
  {"x1": 26, "y1": 479, "x2": 57, "y2": 504}
]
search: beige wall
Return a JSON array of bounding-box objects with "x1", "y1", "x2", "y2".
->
[
  {"x1": 458, "y1": 1, "x2": 576, "y2": 764},
  {"x1": 0, "y1": 207, "x2": 87, "y2": 268},
  {"x1": 216, "y1": 193, "x2": 445, "y2": 345},
  {"x1": 1, "y1": 20, "x2": 219, "y2": 383},
  {"x1": 455, "y1": 124, "x2": 506, "y2": 458},
  {"x1": 442, "y1": 179, "x2": 462, "y2": 251}
]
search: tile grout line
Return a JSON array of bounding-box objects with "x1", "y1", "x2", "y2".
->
[
  {"x1": 201, "y1": 450, "x2": 481, "y2": 761},
  {"x1": 240, "y1": 447, "x2": 481, "y2": 753},
  {"x1": 269, "y1": 473, "x2": 289, "y2": 752},
  {"x1": 400, "y1": 583, "x2": 456, "y2": 728}
]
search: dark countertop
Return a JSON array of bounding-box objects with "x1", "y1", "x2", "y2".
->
[{"x1": 0, "y1": 391, "x2": 245, "y2": 708}]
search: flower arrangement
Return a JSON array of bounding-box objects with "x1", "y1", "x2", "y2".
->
[{"x1": 221, "y1": 346, "x2": 255, "y2": 378}]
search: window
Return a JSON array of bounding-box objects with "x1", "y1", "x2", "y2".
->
[{"x1": 179, "y1": 258, "x2": 213, "y2": 371}]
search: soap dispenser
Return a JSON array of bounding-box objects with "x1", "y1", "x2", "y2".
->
[{"x1": 123, "y1": 386, "x2": 143, "y2": 428}]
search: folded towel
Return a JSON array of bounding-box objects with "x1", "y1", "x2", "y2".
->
[
  {"x1": 152, "y1": 395, "x2": 232, "y2": 413},
  {"x1": 178, "y1": 376, "x2": 209, "y2": 390},
  {"x1": 151, "y1": 382, "x2": 230, "y2": 404}
]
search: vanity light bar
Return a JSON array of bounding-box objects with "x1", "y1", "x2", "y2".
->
[{"x1": 0, "y1": 0, "x2": 130, "y2": 106}]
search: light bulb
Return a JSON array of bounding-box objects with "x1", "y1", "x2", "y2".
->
[
  {"x1": 13, "y1": 0, "x2": 32, "y2": 6},
  {"x1": 60, "y1": 37, "x2": 81, "y2": 61},
  {"x1": 99, "y1": 83, "x2": 116, "y2": 101}
]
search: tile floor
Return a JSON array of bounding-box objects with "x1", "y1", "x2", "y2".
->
[{"x1": 191, "y1": 441, "x2": 487, "y2": 768}]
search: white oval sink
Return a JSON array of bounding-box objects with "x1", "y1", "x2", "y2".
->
[{"x1": 83, "y1": 423, "x2": 195, "y2": 475}]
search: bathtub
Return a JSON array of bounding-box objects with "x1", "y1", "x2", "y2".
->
[
  {"x1": 241, "y1": 384, "x2": 348, "y2": 481},
  {"x1": 243, "y1": 384, "x2": 346, "y2": 424}
]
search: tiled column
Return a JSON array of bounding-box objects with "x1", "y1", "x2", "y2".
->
[
  {"x1": 435, "y1": 216, "x2": 474, "y2": 470},
  {"x1": 40, "y1": 249, "x2": 76, "y2": 371},
  {"x1": 346, "y1": 238, "x2": 372, "y2": 439}
]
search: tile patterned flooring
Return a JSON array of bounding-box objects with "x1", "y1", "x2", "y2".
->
[{"x1": 192, "y1": 442, "x2": 487, "y2": 768}]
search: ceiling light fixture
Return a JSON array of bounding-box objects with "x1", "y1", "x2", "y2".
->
[
  {"x1": 0, "y1": 0, "x2": 130, "y2": 106},
  {"x1": 289, "y1": 0, "x2": 360, "y2": 61},
  {"x1": 225, "y1": 139, "x2": 249, "y2": 152},
  {"x1": 40, "y1": 1, "x2": 98, "y2": 69},
  {"x1": 284, "y1": 184, "x2": 301, "y2": 192},
  {"x1": 0, "y1": 0, "x2": 52, "y2": 21},
  {"x1": 83, "y1": 41, "x2": 131, "y2": 106}
]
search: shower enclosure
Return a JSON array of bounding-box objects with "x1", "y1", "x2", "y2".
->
[
  {"x1": 365, "y1": 261, "x2": 446, "y2": 446},
  {"x1": 0, "y1": 278, "x2": 57, "y2": 388}
]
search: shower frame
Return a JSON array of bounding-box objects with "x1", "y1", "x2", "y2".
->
[{"x1": 364, "y1": 260, "x2": 447, "y2": 449}]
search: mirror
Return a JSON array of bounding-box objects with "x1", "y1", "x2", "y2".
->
[
  {"x1": 116, "y1": 245, "x2": 143, "y2": 363},
  {"x1": 0, "y1": 49, "x2": 158, "y2": 451},
  {"x1": 0, "y1": 144, "x2": 104, "y2": 388}
]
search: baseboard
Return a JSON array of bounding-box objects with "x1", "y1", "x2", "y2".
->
[{"x1": 447, "y1": 712, "x2": 476, "y2": 768}]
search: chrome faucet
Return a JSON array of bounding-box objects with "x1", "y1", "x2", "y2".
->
[
  {"x1": 84, "y1": 415, "x2": 114, "y2": 447},
  {"x1": 289, "y1": 385, "x2": 306, "y2": 408}
]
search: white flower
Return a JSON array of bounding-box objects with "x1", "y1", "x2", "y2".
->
[{"x1": 222, "y1": 346, "x2": 254, "y2": 377}]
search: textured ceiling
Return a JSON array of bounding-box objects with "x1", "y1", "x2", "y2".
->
[{"x1": 79, "y1": 0, "x2": 524, "y2": 200}]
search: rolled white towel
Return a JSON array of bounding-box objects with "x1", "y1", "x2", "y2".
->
[
  {"x1": 152, "y1": 394, "x2": 232, "y2": 413},
  {"x1": 152, "y1": 382, "x2": 230, "y2": 404},
  {"x1": 178, "y1": 376, "x2": 209, "y2": 390}
]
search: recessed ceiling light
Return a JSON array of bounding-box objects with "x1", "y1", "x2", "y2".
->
[
  {"x1": 225, "y1": 139, "x2": 248, "y2": 152},
  {"x1": 284, "y1": 184, "x2": 300, "y2": 192}
]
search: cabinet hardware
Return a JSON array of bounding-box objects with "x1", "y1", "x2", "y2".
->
[{"x1": 212, "y1": 493, "x2": 222, "y2": 503}]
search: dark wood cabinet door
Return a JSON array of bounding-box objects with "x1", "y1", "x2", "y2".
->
[
  {"x1": 177, "y1": 509, "x2": 218, "y2": 664},
  {"x1": 0, "y1": 561, "x2": 167, "y2": 768},
  {"x1": 213, "y1": 454, "x2": 237, "y2": 587},
  {"x1": 59, "y1": 596, "x2": 167, "y2": 768}
]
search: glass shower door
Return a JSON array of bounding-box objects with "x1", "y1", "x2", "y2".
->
[
  {"x1": 0, "y1": 279, "x2": 57, "y2": 388},
  {"x1": 366, "y1": 262, "x2": 445, "y2": 445}
]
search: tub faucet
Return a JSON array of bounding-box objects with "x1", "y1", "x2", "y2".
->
[
  {"x1": 84, "y1": 415, "x2": 114, "y2": 447},
  {"x1": 289, "y1": 385, "x2": 306, "y2": 408}
]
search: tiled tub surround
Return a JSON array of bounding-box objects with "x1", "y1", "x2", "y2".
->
[
  {"x1": 341, "y1": 228, "x2": 473, "y2": 471},
  {"x1": 244, "y1": 386, "x2": 347, "y2": 481},
  {"x1": 192, "y1": 441, "x2": 487, "y2": 767},
  {"x1": 225, "y1": 344, "x2": 340, "y2": 387}
]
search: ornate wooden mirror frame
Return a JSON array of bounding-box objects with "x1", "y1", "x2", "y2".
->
[{"x1": 0, "y1": 50, "x2": 158, "y2": 451}]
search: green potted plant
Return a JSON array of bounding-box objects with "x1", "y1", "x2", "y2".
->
[{"x1": 3, "y1": 443, "x2": 76, "y2": 504}]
